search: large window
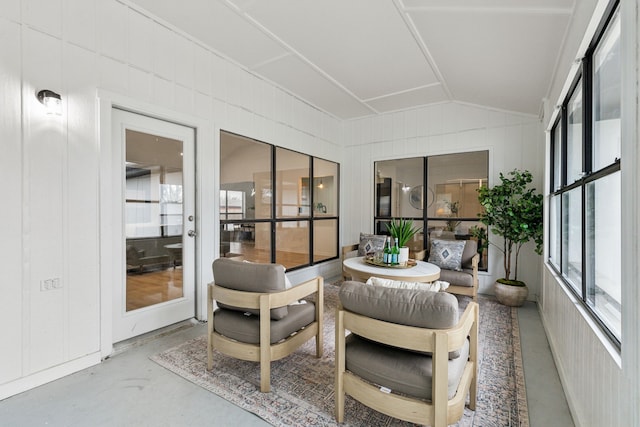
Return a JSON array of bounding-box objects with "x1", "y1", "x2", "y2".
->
[
  {"x1": 549, "y1": 3, "x2": 621, "y2": 344},
  {"x1": 374, "y1": 151, "x2": 488, "y2": 269},
  {"x1": 219, "y1": 131, "x2": 339, "y2": 270}
]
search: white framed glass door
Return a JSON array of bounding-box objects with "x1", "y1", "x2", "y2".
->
[{"x1": 112, "y1": 109, "x2": 195, "y2": 342}]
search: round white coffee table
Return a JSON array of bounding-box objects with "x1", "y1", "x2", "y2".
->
[{"x1": 343, "y1": 256, "x2": 440, "y2": 283}]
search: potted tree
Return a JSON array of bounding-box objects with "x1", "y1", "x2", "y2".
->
[
  {"x1": 387, "y1": 218, "x2": 422, "y2": 264},
  {"x1": 472, "y1": 169, "x2": 543, "y2": 306}
]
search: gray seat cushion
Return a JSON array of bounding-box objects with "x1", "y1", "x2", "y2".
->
[
  {"x1": 439, "y1": 268, "x2": 474, "y2": 288},
  {"x1": 214, "y1": 302, "x2": 316, "y2": 344},
  {"x1": 339, "y1": 281, "x2": 459, "y2": 329},
  {"x1": 212, "y1": 257, "x2": 288, "y2": 320},
  {"x1": 345, "y1": 334, "x2": 470, "y2": 400}
]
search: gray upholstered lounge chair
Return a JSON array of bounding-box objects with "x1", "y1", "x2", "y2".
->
[
  {"x1": 207, "y1": 258, "x2": 323, "y2": 392},
  {"x1": 434, "y1": 239, "x2": 479, "y2": 302},
  {"x1": 125, "y1": 244, "x2": 170, "y2": 273},
  {"x1": 335, "y1": 281, "x2": 478, "y2": 426}
]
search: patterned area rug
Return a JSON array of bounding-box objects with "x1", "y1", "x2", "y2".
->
[{"x1": 151, "y1": 283, "x2": 529, "y2": 426}]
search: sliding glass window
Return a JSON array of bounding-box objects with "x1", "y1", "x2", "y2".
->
[
  {"x1": 220, "y1": 131, "x2": 339, "y2": 270},
  {"x1": 548, "y1": 2, "x2": 621, "y2": 344}
]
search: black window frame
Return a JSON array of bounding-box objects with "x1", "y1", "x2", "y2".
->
[
  {"x1": 219, "y1": 131, "x2": 340, "y2": 272},
  {"x1": 548, "y1": 0, "x2": 622, "y2": 347}
]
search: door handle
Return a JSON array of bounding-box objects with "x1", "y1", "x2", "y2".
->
[{"x1": 188, "y1": 230, "x2": 197, "y2": 237}]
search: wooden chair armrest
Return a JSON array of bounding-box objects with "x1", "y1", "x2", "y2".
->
[
  {"x1": 471, "y1": 253, "x2": 480, "y2": 271},
  {"x1": 211, "y1": 277, "x2": 324, "y2": 310},
  {"x1": 340, "y1": 301, "x2": 479, "y2": 354},
  {"x1": 342, "y1": 244, "x2": 359, "y2": 258}
]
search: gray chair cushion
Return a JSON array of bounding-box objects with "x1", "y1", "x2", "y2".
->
[
  {"x1": 439, "y1": 268, "x2": 474, "y2": 288},
  {"x1": 339, "y1": 281, "x2": 459, "y2": 329},
  {"x1": 213, "y1": 302, "x2": 316, "y2": 344},
  {"x1": 212, "y1": 257, "x2": 288, "y2": 320},
  {"x1": 345, "y1": 334, "x2": 470, "y2": 400}
]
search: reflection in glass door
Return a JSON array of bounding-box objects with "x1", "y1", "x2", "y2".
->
[
  {"x1": 112, "y1": 109, "x2": 195, "y2": 343},
  {"x1": 125, "y1": 129, "x2": 184, "y2": 311}
]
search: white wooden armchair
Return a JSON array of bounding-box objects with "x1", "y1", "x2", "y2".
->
[
  {"x1": 335, "y1": 281, "x2": 478, "y2": 426},
  {"x1": 207, "y1": 258, "x2": 323, "y2": 392}
]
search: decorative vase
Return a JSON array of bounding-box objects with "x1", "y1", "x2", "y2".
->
[
  {"x1": 494, "y1": 280, "x2": 528, "y2": 307},
  {"x1": 398, "y1": 247, "x2": 410, "y2": 265}
]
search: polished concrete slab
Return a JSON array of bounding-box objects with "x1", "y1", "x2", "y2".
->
[
  {"x1": 518, "y1": 301, "x2": 575, "y2": 427},
  {"x1": 0, "y1": 299, "x2": 573, "y2": 426}
]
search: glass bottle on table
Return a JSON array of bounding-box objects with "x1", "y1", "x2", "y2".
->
[
  {"x1": 383, "y1": 236, "x2": 391, "y2": 264},
  {"x1": 391, "y1": 237, "x2": 400, "y2": 264}
]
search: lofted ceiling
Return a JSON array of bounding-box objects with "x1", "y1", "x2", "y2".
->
[{"x1": 129, "y1": 0, "x2": 575, "y2": 119}]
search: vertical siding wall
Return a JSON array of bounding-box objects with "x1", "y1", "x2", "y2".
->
[
  {"x1": 541, "y1": 268, "x2": 627, "y2": 426},
  {"x1": 341, "y1": 103, "x2": 544, "y2": 296},
  {"x1": 0, "y1": 0, "x2": 341, "y2": 399}
]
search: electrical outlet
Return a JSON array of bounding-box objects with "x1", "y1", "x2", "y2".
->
[{"x1": 40, "y1": 278, "x2": 61, "y2": 291}]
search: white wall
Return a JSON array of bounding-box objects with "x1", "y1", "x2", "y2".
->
[
  {"x1": 341, "y1": 102, "x2": 545, "y2": 297},
  {"x1": 0, "y1": 0, "x2": 341, "y2": 399},
  {"x1": 539, "y1": 0, "x2": 640, "y2": 426}
]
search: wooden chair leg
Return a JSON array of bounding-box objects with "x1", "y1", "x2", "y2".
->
[
  {"x1": 316, "y1": 279, "x2": 324, "y2": 358},
  {"x1": 335, "y1": 308, "x2": 345, "y2": 422},
  {"x1": 259, "y1": 295, "x2": 271, "y2": 393},
  {"x1": 207, "y1": 285, "x2": 214, "y2": 371},
  {"x1": 260, "y1": 358, "x2": 271, "y2": 393}
]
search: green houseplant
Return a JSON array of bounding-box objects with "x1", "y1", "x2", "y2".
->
[
  {"x1": 387, "y1": 218, "x2": 422, "y2": 264},
  {"x1": 387, "y1": 218, "x2": 421, "y2": 248},
  {"x1": 472, "y1": 169, "x2": 543, "y2": 306}
]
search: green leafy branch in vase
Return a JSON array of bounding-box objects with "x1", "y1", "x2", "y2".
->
[{"x1": 443, "y1": 200, "x2": 461, "y2": 232}]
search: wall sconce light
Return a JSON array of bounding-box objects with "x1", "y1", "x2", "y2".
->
[{"x1": 36, "y1": 89, "x2": 62, "y2": 115}]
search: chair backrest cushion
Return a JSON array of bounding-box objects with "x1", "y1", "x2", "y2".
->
[
  {"x1": 357, "y1": 233, "x2": 387, "y2": 256},
  {"x1": 212, "y1": 257, "x2": 288, "y2": 319},
  {"x1": 339, "y1": 280, "x2": 459, "y2": 329},
  {"x1": 461, "y1": 239, "x2": 477, "y2": 269}
]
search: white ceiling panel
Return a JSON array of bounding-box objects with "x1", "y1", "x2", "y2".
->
[
  {"x1": 402, "y1": 0, "x2": 574, "y2": 10},
  {"x1": 366, "y1": 85, "x2": 449, "y2": 113},
  {"x1": 255, "y1": 54, "x2": 374, "y2": 119},
  {"x1": 229, "y1": 0, "x2": 439, "y2": 100},
  {"x1": 409, "y1": 9, "x2": 571, "y2": 114},
  {"x1": 128, "y1": 0, "x2": 287, "y2": 68},
  {"x1": 129, "y1": 0, "x2": 576, "y2": 119}
]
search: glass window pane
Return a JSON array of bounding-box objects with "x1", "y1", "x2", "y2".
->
[
  {"x1": 374, "y1": 158, "x2": 424, "y2": 218},
  {"x1": 313, "y1": 219, "x2": 337, "y2": 262},
  {"x1": 276, "y1": 148, "x2": 310, "y2": 218},
  {"x1": 421, "y1": 151, "x2": 489, "y2": 269},
  {"x1": 593, "y1": 9, "x2": 621, "y2": 171},
  {"x1": 549, "y1": 195, "x2": 561, "y2": 270},
  {"x1": 562, "y1": 188, "x2": 582, "y2": 292},
  {"x1": 220, "y1": 132, "x2": 272, "y2": 220},
  {"x1": 567, "y1": 83, "x2": 583, "y2": 183},
  {"x1": 276, "y1": 221, "x2": 309, "y2": 269},
  {"x1": 125, "y1": 129, "x2": 184, "y2": 311},
  {"x1": 586, "y1": 172, "x2": 621, "y2": 340},
  {"x1": 313, "y1": 158, "x2": 338, "y2": 217},
  {"x1": 552, "y1": 123, "x2": 562, "y2": 190},
  {"x1": 220, "y1": 222, "x2": 270, "y2": 263}
]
